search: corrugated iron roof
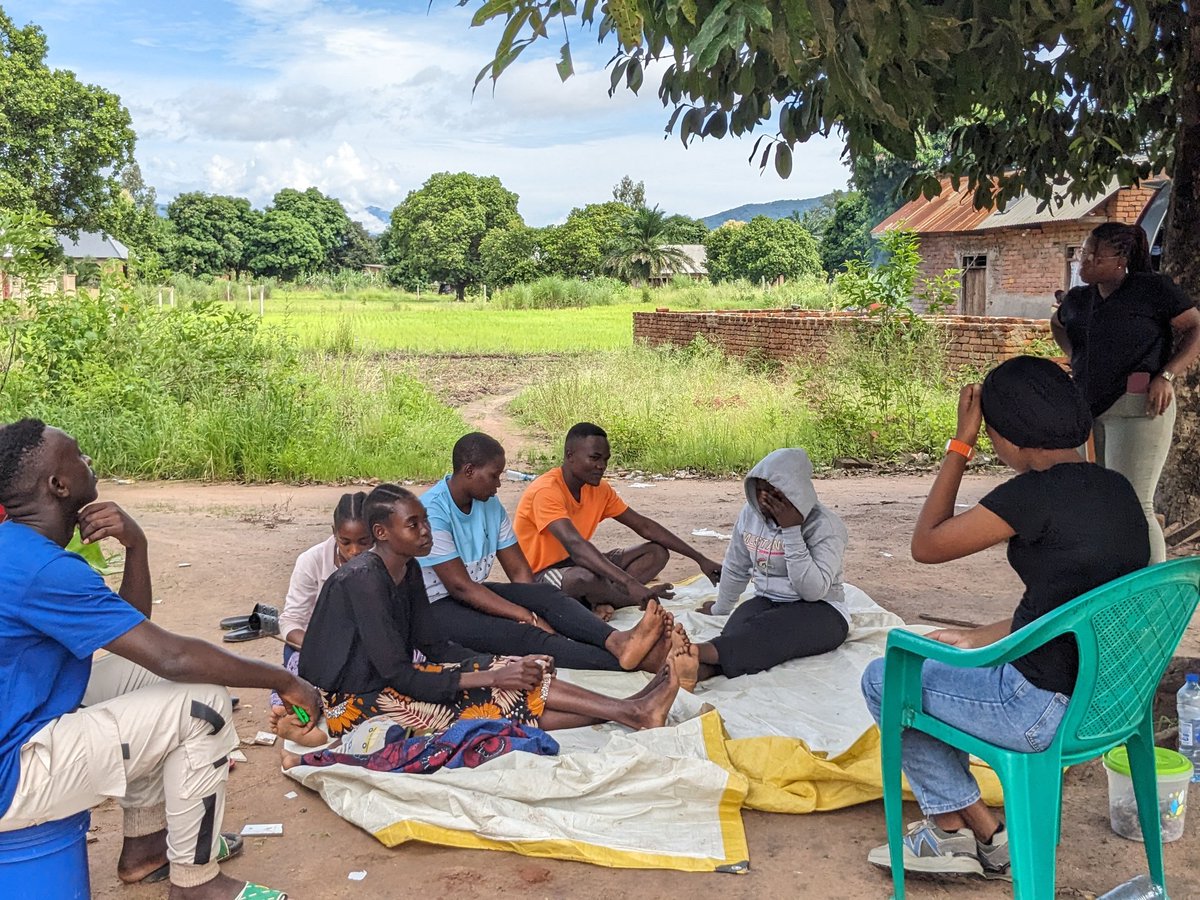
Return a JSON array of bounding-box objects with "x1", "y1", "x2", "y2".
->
[
  {"x1": 873, "y1": 175, "x2": 1160, "y2": 236},
  {"x1": 662, "y1": 243, "x2": 707, "y2": 275},
  {"x1": 872, "y1": 178, "x2": 993, "y2": 236},
  {"x1": 57, "y1": 232, "x2": 129, "y2": 260}
]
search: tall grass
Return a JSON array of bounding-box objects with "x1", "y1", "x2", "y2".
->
[
  {"x1": 2, "y1": 281, "x2": 465, "y2": 481},
  {"x1": 511, "y1": 340, "x2": 821, "y2": 474},
  {"x1": 493, "y1": 276, "x2": 628, "y2": 309},
  {"x1": 654, "y1": 275, "x2": 837, "y2": 310}
]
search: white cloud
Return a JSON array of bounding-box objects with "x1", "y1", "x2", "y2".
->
[{"x1": 36, "y1": 0, "x2": 854, "y2": 224}]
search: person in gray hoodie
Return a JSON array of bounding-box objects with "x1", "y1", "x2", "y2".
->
[{"x1": 681, "y1": 448, "x2": 850, "y2": 689}]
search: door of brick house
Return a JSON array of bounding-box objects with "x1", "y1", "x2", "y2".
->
[{"x1": 961, "y1": 255, "x2": 988, "y2": 315}]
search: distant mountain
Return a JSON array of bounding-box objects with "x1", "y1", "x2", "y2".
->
[
  {"x1": 363, "y1": 205, "x2": 391, "y2": 233},
  {"x1": 701, "y1": 196, "x2": 830, "y2": 230}
]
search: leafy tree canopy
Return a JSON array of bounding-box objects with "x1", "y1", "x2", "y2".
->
[
  {"x1": 382, "y1": 171, "x2": 521, "y2": 299},
  {"x1": 0, "y1": 9, "x2": 136, "y2": 233},
  {"x1": 271, "y1": 187, "x2": 353, "y2": 268},
  {"x1": 661, "y1": 213, "x2": 708, "y2": 244},
  {"x1": 247, "y1": 209, "x2": 323, "y2": 280},
  {"x1": 540, "y1": 200, "x2": 628, "y2": 278},
  {"x1": 167, "y1": 192, "x2": 258, "y2": 278},
  {"x1": 704, "y1": 215, "x2": 821, "y2": 283},
  {"x1": 612, "y1": 174, "x2": 647, "y2": 207},
  {"x1": 480, "y1": 224, "x2": 547, "y2": 287},
  {"x1": 470, "y1": 1, "x2": 1183, "y2": 211},
  {"x1": 818, "y1": 191, "x2": 873, "y2": 275}
]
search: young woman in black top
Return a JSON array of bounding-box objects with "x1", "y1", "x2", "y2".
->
[
  {"x1": 860, "y1": 356, "x2": 1150, "y2": 880},
  {"x1": 284, "y1": 484, "x2": 682, "y2": 745},
  {"x1": 1051, "y1": 223, "x2": 1200, "y2": 562}
]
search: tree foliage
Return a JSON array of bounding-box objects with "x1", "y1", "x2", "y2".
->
[
  {"x1": 246, "y1": 209, "x2": 323, "y2": 280},
  {"x1": 541, "y1": 201, "x2": 628, "y2": 278},
  {"x1": 704, "y1": 215, "x2": 821, "y2": 283},
  {"x1": 603, "y1": 205, "x2": 692, "y2": 285},
  {"x1": 382, "y1": 172, "x2": 521, "y2": 299},
  {"x1": 819, "y1": 191, "x2": 873, "y2": 274},
  {"x1": 469, "y1": 1, "x2": 1183, "y2": 211},
  {"x1": 167, "y1": 193, "x2": 257, "y2": 278},
  {"x1": 271, "y1": 187, "x2": 353, "y2": 270},
  {"x1": 0, "y1": 10, "x2": 136, "y2": 233},
  {"x1": 480, "y1": 225, "x2": 546, "y2": 287},
  {"x1": 612, "y1": 174, "x2": 647, "y2": 207},
  {"x1": 661, "y1": 213, "x2": 708, "y2": 244}
]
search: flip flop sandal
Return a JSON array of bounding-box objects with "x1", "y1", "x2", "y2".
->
[
  {"x1": 234, "y1": 884, "x2": 288, "y2": 900},
  {"x1": 219, "y1": 603, "x2": 279, "y2": 631},
  {"x1": 223, "y1": 625, "x2": 263, "y2": 642},
  {"x1": 141, "y1": 832, "x2": 244, "y2": 883}
]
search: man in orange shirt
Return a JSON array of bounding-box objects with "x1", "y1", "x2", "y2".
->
[{"x1": 514, "y1": 422, "x2": 723, "y2": 617}]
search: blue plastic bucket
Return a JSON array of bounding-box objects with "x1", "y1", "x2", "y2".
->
[{"x1": 0, "y1": 811, "x2": 92, "y2": 899}]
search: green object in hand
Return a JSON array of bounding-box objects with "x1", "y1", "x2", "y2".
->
[{"x1": 292, "y1": 705, "x2": 310, "y2": 725}]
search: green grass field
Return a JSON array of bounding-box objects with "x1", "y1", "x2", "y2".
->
[{"x1": 260, "y1": 294, "x2": 637, "y2": 353}]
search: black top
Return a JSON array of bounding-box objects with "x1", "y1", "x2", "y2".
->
[
  {"x1": 1058, "y1": 272, "x2": 1195, "y2": 417},
  {"x1": 978, "y1": 462, "x2": 1149, "y2": 695},
  {"x1": 298, "y1": 552, "x2": 477, "y2": 700}
]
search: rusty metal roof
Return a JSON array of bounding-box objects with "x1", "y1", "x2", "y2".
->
[
  {"x1": 873, "y1": 175, "x2": 1159, "y2": 236},
  {"x1": 872, "y1": 177, "x2": 993, "y2": 235}
]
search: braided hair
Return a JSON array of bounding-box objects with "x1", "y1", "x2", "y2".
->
[
  {"x1": 363, "y1": 483, "x2": 417, "y2": 532},
  {"x1": 333, "y1": 491, "x2": 367, "y2": 528},
  {"x1": 0, "y1": 419, "x2": 48, "y2": 505},
  {"x1": 1091, "y1": 223, "x2": 1153, "y2": 273}
]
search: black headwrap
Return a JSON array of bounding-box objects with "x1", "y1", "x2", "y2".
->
[{"x1": 981, "y1": 356, "x2": 1092, "y2": 450}]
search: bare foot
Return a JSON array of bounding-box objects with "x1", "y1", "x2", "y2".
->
[
  {"x1": 168, "y1": 872, "x2": 269, "y2": 900},
  {"x1": 272, "y1": 712, "x2": 330, "y2": 748},
  {"x1": 280, "y1": 746, "x2": 305, "y2": 770},
  {"x1": 116, "y1": 829, "x2": 167, "y2": 883},
  {"x1": 668, "y1": 623, "x2": 691, "y2": 655},
  {"x1": 607, "y1": 598, "x2": 667, "y2": 670},
  {"x1": 593, "y1": 603, "x2": 616, "y2": 622},
  {"x1": 629, "y1": 660, "x2": 680, "y2": 729},
  {"x1": 629, "y1": 666, "x2": 669, "y2": 700},
  {"x1": 647, "y1": 582, "x2": 676, "y2": 601},
  {"x1": 268, "y1": 704, "x2": 286, "y2": 732},
  {"x1": 673, "y1": 642, "x2": 701, "y2": 693}
]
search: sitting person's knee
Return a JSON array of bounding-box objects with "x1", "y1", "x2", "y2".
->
[{"x1": 860, "y1": 658, "x2": 885, "y2": 706}]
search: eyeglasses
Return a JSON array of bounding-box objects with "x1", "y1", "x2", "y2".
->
[{"x1": 1080, "y1": 249, "x2": 1124, "y2": 262}]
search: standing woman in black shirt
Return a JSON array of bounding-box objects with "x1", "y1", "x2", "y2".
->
[
  {"x1": 1051, "y1": 223, "x2": 1200, "y2": 562},
  {"x1": 288, "y1": 484, "x2": 682, "y2": 744},
  {"x1": 860, "y1": 356, "x2": 1149, "y2": 880}
]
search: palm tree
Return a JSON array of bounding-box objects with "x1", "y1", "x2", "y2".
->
[{"x1": 602, "y1": 206, "x2": 693, "y2": 286}]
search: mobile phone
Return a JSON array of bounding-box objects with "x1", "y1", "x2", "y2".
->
[{"x1": 1126, "y1": 372, "x2": 1151, "y2": 394}]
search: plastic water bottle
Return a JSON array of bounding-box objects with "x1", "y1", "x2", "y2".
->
[
  {"x1": 1098, "y1": 874, "x2": 1164, "y2": 899},
  {"x1": 1177, "y1": 673, "x2": 1200, "y2": 782}
]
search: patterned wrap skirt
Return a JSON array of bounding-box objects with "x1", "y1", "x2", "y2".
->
[{"x1": 319, "y1": 655, "x2": 550, "y2": 738}]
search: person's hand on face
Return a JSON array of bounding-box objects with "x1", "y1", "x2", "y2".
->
[
  {"x1": 757, "y1": 483, "x2": 804, "y2": 529},
  {"x1": 955, "y1": 383, "x2": 984, "y2": 446},
  {"x1": 77, "y1": 501, "x2": 147, "y2": 550}
]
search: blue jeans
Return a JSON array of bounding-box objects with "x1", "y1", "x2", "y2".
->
[{"x1": 861, "y1": 657, "x2": 1069, "y2": 815}]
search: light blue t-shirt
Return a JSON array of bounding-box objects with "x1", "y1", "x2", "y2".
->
[
  {"x1": 0, "y1": 521, "x2": 145, "y2": 816},
  {"x1": 418, "y1": 477, "x2": 517, "y2": 602}
]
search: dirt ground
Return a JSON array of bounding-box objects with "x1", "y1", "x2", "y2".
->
[{"x1": 85, "y1": 474, "x2": 1200, "y2": 900}]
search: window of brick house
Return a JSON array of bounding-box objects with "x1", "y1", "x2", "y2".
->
[{"x1": 1066, "y1": 246, "x2": 1084, "y2": 289}]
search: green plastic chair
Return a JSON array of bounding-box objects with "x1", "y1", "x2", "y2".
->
[{"x1": 879, "y1": 557, "x2": 1200, "y2": 900}]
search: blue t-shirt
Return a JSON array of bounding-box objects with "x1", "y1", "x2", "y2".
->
[
  {"x1": 418, "y1": 477, "x2": 517, "y2": 602},
  {"x1": 0, "y1": 522, "x2": 145, "y2": 815}
]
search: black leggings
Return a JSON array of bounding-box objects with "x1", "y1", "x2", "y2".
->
[
  {"x1": 428, "y1": 582, "x2": 622, "y2": 670},
  {"x1": 709, "y1": 596, "x2": 848, "y2": 677}
]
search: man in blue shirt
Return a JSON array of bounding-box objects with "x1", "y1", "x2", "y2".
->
[
  {"x1": 418, "y1": 432, "x2": 672, "y2": 673},
  {"x1": 0, "y1": 419, "x2": 319, "y2": 900}
]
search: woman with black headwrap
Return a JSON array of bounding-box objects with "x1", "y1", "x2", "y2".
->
[
  {"x1": 860, "y1": 356, "x2": 1150, "y2": 882},
  {"x1": 1050, "y1": 222, "x2": 1200, "y2": 562}
]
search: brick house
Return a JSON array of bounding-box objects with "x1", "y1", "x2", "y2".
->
[{"x1": 873, "y1": 177, "x2": 1169, "y2": 318}]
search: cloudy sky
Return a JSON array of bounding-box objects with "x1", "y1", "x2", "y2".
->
[{"x1": 10, "y1": 0, "x2": 854, "y2": 227}]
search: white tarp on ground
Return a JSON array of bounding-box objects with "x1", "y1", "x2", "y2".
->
[{"x1": 286, "y1": 582, "x2": 969, "y2": 867}]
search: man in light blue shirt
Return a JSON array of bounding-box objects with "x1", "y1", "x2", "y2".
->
[{"x1": 418, "y1": 433, "x2": 671, "y2": 672}]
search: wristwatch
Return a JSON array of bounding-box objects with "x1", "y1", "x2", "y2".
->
[
  {"x1": 1159, "y1": 370, "x2": 1177, "y2": 385},
  {"x1": 945, "y1": 438, "x2": 976, "y2": 461}
]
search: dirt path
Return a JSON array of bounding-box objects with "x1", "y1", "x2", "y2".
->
[
  {"x1": 82, "y1": 476, "x2": 1200, "y2": 900},
  {"x1": 457, "y1": 385, "x2": 549, "y2": 462}
]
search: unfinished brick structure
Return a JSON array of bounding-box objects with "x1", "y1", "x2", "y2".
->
[{"x1": 633, "y1": 309, "x2": 1053, "y2": 372}]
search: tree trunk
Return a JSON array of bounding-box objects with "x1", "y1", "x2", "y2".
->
[{"x1": 1157, "y1": 1, "x2": 1200, "y2": 526}]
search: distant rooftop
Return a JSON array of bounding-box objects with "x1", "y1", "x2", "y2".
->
[{"x1": 57, "y1": 232, "x2": 129, "y2": 260}]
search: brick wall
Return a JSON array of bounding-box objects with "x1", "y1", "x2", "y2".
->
[{"x1": 633, "y1": 309, "x2": 1054, "y2": 371}]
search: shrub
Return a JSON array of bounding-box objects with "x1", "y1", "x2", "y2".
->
[{"x1": 493, "y1": 276, "x2": 629, "y2": 309}]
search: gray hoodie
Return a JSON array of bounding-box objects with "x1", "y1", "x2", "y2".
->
[{"x1": 713, "y1": 448, "x2": 849, "y2": 620}]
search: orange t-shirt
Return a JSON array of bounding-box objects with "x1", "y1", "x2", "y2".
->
[{"x1": 513, "y1": 467, "x2": 629, "y2": 573}]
